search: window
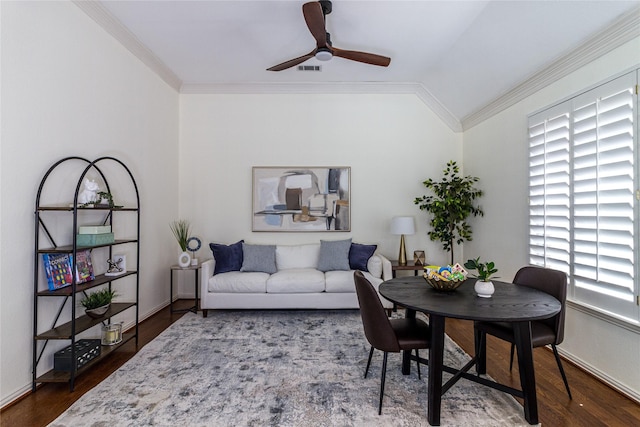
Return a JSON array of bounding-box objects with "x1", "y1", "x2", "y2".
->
[{"x1": 528, "y1": 70, "x2": 639, "y2": 323}]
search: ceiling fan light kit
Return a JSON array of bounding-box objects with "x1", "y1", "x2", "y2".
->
[
  {"x1": 315, "y1": 49, "x2": 333, "y2": 61},
  {"x1": 267, "y1": 0, "x2": 390, "y2": 71}
]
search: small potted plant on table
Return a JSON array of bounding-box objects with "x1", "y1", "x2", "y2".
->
[
  {"x1": 81, "y1": 288, "x2": 117, "y2": 318},
  {"x1": 464, "y1": 257, "x2": 498, "y2": 298}
]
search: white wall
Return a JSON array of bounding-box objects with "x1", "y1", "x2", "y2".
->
[
  {"x1": 0, "y1": 1, "x2": 179, "y2": 406},
  {"x1": 462, "y1": 37, "x2": 640, "y2": 400},
  {"x1": 179, "y1": 93, "x2": 462, "y2": 263}
]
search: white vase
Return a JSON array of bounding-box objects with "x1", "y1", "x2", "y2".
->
[
  {"x1": 475, "y1": 280, "x2": 495, "y2": 298},
  {"x1": 178, "y1": 251, "x2": 191, "y2": 268}
]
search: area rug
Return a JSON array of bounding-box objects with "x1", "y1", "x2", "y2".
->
[{"x1": 49, "y1": 310, "x2": 531, "y2": 426}]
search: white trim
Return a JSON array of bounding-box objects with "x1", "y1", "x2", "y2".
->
[
  {"x1": 557, "y1": 346, "x2": 640, "y2": 404},
  {"x1": 72, "y1": 0, "x2": 181, "y2": 91},
  {"x1": 567, "y1": 300, "x2": 640, "y2": 335},
  {"x1": 73, "y1": 1, "x2": 639, "y2": 133},
  {"x1": 461, "y1": 6, "x2": 640, "y2": 131},
  {"x1": 180, "y1": 81, "x2": 463, "y2": 132}
]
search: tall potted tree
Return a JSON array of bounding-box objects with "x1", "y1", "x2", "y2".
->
[{"x1": 414, "y1": 160, "x2": 483, "y2": 265}]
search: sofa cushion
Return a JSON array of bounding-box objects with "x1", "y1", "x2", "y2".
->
[
  {"x1": 240, "y1": 243, "x2": 277, "y2": 274},
  {"x1": 317, "y1": 238, "x2": 352, "y2": 272},
  {"x1": 325, "y1": 270, "x2": 356, "y2": 293},
  {"x1": 325, "y1": 270, "x2": 382, "y2": 292},
  {"x1": 266, "y1": 268, "x2": 325, "y2": 293},
  {"x1": 209, "y1": 271, "x2": 268, "y2": 293},
  {"x1": 209, "y1": 240, "x2": 244, "y2": 275},
  {"x1": 349, "y1": 243, "x2": 377, "y2": 272},
  {"x1": 367, "y1": 255, "x2": 383, "y2": 279},
  {"x1": 276, "y1": 244, "x2": 320, "y2": 270}
]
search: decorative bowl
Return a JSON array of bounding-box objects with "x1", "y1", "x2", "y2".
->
[
  {"x1": 85, "y1": 304, "x2": 110, "y2": 318},
  {"x1": 423, "y1": 276, "x2": 466, "y2": 292}
]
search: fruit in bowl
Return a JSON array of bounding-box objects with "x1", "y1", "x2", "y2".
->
[{"x1": 423, "y1": 263, "x2": 468, "y2": 291}]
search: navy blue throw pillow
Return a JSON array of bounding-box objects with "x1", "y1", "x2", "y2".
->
[
  {"x1": 349, "y1": 243, "x2": 377, "y2": 272},
  {"x1": 209, "y1": 240, "x2": 244, "y2": 275}
]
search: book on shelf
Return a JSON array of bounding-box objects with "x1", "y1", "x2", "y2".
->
[
  {"x1": 42, "y1": 249, "x2": 95, "y2": 291},
  {"x1": 74, "y1": 249, "x2": 95, "y2": 284}
]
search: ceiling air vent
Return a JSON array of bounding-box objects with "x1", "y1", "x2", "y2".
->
[{"x1": 297, "y1": 65, "x2": 322, "y2": 72}]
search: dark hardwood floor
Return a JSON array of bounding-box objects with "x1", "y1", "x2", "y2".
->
[{"x1": 2, "y1": 302, "x2": 639, "y2": 426}]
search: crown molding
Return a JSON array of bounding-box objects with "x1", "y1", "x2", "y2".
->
[
  {"x1": 181, "y1": 81, "x2": 462, "y2": 132},
  {"x1": 73, "y1": 0, "x2": 181, "y2": 91},
  {"x1": 73, "y1": 1, "x2": 638, "y2": 134},
  {"x1": 461, "y1": 6, "x2": 640, "y2": 131}
]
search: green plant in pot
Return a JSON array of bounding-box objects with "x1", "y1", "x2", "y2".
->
[
  {"x1": 81, "y1": 288, "x2": 117, "y2": 318},
  {"x1": 414, "y1": 160, "x2": 483, "y2": 265},
  {"x1": 170, "y1": 219, "x2": 192, "y2": 267},
  {"x1": 464, "y1": 257, "x2": 498, "y2": 298}
]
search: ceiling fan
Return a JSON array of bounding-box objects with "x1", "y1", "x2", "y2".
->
[{"x1": 267, "y1": 0, "x2": 391, "y2": 71}]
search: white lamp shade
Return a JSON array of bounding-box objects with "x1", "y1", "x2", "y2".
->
[{"x1": 390, "y1": 216, "x2": 416, "y2": 235}]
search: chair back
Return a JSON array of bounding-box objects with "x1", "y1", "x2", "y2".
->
[
  {"x1": 513, "y1": 266, "x2": 568, "y2": 344},
  {"x1": 354, "y1": 271, "x2": 400, "y2": 352}
]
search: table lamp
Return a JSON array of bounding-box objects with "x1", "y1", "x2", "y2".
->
[{"x1": 390, "y1": 216, "x2": 415, "y2": 266}]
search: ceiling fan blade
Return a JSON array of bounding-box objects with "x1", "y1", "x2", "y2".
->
[
  {"x1": 267, "y1": 51, "x2": 316, "y2": 72},
  {"x1": 332, "y1": 48, "x2": 391, "y2": 67},
  {"x1": 303, "y1": 2, "x2": 327, "y2": 47}
]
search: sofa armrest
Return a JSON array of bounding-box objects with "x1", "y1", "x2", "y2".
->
[
  {"x1": 377, "y1": 253, "x2": 393, "y2": 281},
  {"x1": 200, "y1": 258, "x2": 215, "y2": 295}
]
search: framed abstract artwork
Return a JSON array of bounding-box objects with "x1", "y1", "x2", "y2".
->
[{"x1": 252, "y1": 167, "x2": 350, "y2": 232}]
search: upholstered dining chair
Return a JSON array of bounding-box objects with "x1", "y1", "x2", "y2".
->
[
  {"x1": 353, "y1": 271, "x2": 431, "y2": 414},
  {"x1": 474, "y1": 266, "x2": 572, "y2": 399}
]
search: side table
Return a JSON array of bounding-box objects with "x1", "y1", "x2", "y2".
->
[
  {"x1": 170, "y1": 261, "x2": 205, "y2": 313},
  {"x1": 391, "y1": 260, "x2": 425, "y2": 278}
]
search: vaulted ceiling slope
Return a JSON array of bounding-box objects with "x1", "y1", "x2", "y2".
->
[{"x1": 75, "y1": 1, "x2": 640, "y2": 132}]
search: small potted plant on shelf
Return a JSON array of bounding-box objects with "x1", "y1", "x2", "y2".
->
[
  {"x1": 81, "y1": 288, "x2": 118, "y2": 318},
  {"x1": 464, "y1": 257, "x2": 498, "y2": 298}
]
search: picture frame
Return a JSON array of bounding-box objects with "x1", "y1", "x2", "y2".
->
[{"x1": 252, "y1": 166, "x2": 350, "y2": 232}]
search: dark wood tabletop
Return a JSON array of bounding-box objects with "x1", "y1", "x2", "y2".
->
[{"x1": 379, "y1": 276, "x2": 561, "y2": 322}]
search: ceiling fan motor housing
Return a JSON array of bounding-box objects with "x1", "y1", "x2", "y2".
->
[{"x1": 320, "y1": 0, "x2": 332, "y2": 15}]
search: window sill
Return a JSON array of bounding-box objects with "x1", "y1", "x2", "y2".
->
[{"x1": 567, "y1": 299, "x2": 640, "y2": 334}]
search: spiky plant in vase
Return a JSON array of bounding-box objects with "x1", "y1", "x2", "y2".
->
[
  {"x1": 170, "y1": 219, "x2": 192, "y2": 267},
  {"x1": 464, "y1": 257, "x2": 498, "y2": 298}
]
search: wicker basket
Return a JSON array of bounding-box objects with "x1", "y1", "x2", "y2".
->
[{"x1": 423, "y1": 276, "x2": 466, "y2": 292}]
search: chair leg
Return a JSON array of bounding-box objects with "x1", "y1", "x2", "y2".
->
[
  {"x1": 365, "y1": 346, "x2": 374, "y2": 378},
  {"x1": 509, "y1": 343, "x2": 515, "y2": 371},
  {"x1": 379, "y1": 352, "x2": 388, "y2": 415},
  {"x1": 552, "y1": 344, "x2": 572, "y2": 399},
  {"x1": 474, "y1": 328, "x2": 487, "y2": 375},
  {"x1": 415, "y1": 349, "x2": 421, "y2": 380}
]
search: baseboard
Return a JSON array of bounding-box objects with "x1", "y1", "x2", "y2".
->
[
  {"x1": 1, "y1": 300, "x2": 171, "y2": 410},
  {"x1": 556, "y1": 347, "x2": 640, "y2": 404}
]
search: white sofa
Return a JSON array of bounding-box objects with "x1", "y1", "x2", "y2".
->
[{"x1": 200, "y1": 241, "x2": 393, "y2": 315}]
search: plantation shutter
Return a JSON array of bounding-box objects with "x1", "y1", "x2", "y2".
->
[
  {"x1": 571, "y1": 72, "x2": 637, "y2": 318},
  {"x1": 528, "y1": 104, "x2": 571, "y2": 275},
  {"x1": 528, "y1": 70, "x2": 638, "y2": 322}
]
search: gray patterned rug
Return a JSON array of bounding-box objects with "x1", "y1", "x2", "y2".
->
[{"x1": 49, "y1": 310, "x2": 532, "y2": 426}]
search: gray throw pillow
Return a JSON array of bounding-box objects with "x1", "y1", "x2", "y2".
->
[
  {"x1": 240, "y1": 243, "x2": 277, "y2": 274},
  {"x1": 317, "y1": 238, "x2": 352, "y2": 272}
]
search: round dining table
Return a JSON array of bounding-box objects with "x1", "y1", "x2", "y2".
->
[{"x1": 379, "y1": 276, "x2": 561, "y2": 426}]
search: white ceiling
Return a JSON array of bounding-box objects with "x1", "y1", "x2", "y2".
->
[{"x1": 82, "y1": 1, "x2": 640, "y2": 130}]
